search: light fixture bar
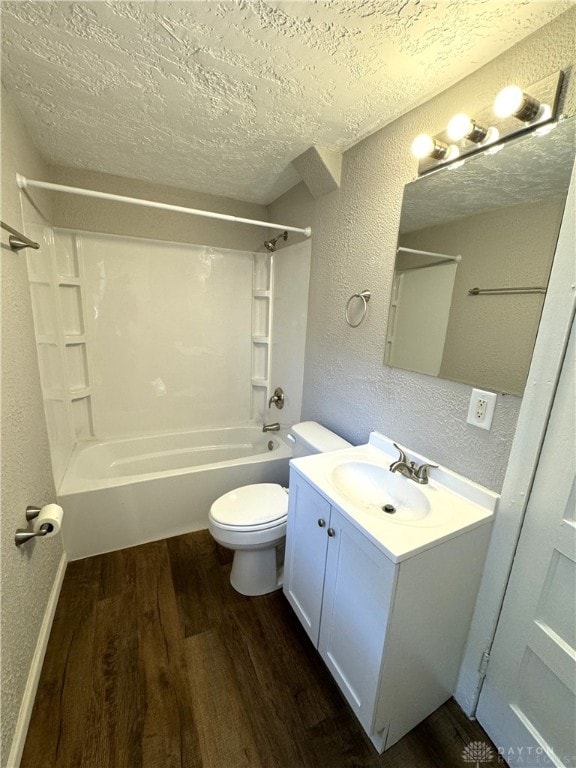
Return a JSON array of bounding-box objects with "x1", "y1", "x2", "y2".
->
[{"x1": 415, "y1": 71, "x2": 563, "y2": 176}]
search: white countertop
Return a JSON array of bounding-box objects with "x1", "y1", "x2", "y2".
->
[{"x1": 290, "y1": 432, "x2": 499, "y2": 563}]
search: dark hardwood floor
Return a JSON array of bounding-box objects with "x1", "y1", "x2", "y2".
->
[{"x1": 22, "y1": 530, "x2": 495, "y2": 767}]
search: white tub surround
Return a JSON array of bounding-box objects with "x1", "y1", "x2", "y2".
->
[
  {"x1": 30, "y1": 229, "x2": 312, "y2": 470},
  {"x1": 59, "y1": 426, "x2": 292, "y2": 560},
  {"x1": 268, "y1": 240, "x2": 312, "y2": 428}
]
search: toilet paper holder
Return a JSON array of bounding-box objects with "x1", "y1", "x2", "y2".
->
[{"x1": 14, "y1": 505, "x2": 54, "y2": 547}]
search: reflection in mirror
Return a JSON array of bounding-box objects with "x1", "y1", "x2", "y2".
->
[{"x1": 385, "y1": 117, "x2": 575, "y2": 395}]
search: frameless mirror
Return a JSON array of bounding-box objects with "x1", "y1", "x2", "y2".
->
[{"x1": 385, "y1": 117, "x2": 575, "y2": 395}]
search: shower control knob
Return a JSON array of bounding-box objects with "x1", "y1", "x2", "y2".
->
[
  {"x1": 268, "y1": 387, "x2": 285, "y2": 409},
  {"x1": 327, "y1": 528, "x2": 336, "y2": 538},
  {"x1": 317, "y1": 519, "x2": 326, "y2": 527}
]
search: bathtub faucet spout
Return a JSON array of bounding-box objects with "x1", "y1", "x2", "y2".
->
[{"x1": 262, "y1": 422, "x2": 280, "y2": 432}]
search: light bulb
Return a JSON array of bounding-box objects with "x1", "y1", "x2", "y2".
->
[
  {"x1": 494, "y1": 86, "x2": 523, "y2": 117},
  {"x1": 447, "y1": 113, "x2": 474, "y2": 141},
  {"x1": 494, "y1": 85, "x2": 541, "y2": 121},
  {"x1": 411, "y1": 134, "x2": 449, "y2": 160},
  {"x1": 447, "y1": 113, "x2": 491, "y2": 144},
  {"x1": 411, "y1": 134, "x2": 435, "y2": 159}
]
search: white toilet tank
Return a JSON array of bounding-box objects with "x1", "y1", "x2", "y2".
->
[{"x1": 288, "y1": 421, "x2": 352, "y2": 458}]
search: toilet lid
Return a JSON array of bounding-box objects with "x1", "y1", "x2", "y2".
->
[{"x1": 210, "y1": 483, "x2": 288, "y2": 527}]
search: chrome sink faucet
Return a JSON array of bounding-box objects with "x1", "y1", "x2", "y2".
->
[
  {"x1": 389, "y1": 443, "x2": 437, "y2": 485},
  {"x1": 263, "y1": 422, "x2": 280, "y2": 432}
]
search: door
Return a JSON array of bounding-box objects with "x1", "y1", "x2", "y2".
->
[
  {"x1": 476, "y1": 320, "x2": 576, "y2": 767},
  {"x1": 319, "y1": 507, "x2": 396, "y2": 732},
  {"x1": 283, "y1": 471, "x2": 330, "y2": 645}
]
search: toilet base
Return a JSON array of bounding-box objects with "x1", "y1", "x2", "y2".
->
[{"x1": 230, "y1": 547, "x2": 283, "y2": 596}]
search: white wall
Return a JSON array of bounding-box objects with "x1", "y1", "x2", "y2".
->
[
  {"x1": 0, "y1": 85, "x2": 65, "y2": 767},
  {"x1": 269, "y1": 8, "x2": 576, "y2": 492}
]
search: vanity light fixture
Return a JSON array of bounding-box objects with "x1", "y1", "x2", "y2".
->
[
  {"x1": 493, "y1": 85, "x2": 544, "y2": 121},
  {"x1": 411, "y1": 71, "x2": 563, "y2": 176}
]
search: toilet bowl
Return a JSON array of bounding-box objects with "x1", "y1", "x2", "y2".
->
[
  {"x1": 209, "y1": 483, "x2": 288, "y2": 596},
  {"x1": 208, "y1": 421, "x2": 351, "y2": 596}
]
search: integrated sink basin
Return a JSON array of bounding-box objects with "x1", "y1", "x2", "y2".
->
[
  {"x1": 330, "y1": 461, "x2": 431, "y2": 522},
  {"x1": 291, "y1": 431, "x2": 498, "y2": 561}
]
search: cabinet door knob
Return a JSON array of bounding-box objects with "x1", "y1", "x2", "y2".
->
[
  {"x1": 317, "y1": 518, "x2": 326, "y2": 527},
  {"x1": 327, "y1": 528, "x2": 336, "y2": 537}
]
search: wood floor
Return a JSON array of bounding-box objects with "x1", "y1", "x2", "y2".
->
[{"x1": 22, "y1": 530, "x2": 495, "y2": 768}]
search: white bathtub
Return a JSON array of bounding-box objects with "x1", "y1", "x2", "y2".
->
[{"x1": 58, "y1": 426, "x2": 292, "y2": 560}]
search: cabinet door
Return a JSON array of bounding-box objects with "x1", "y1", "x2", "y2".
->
[
  {"x1": 319, "y1": 507, "x2": 396, "y2": 734},
  {"x1": 283, "y1": 471, "x2": 331, "y2": 646}
]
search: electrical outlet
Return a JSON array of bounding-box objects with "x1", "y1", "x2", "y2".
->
[
  {"x1": 475, "y1": 397, "x2": 488, "y2": 421},
  {"x1": 467, "y1": 388, "x2": 497, "y2": 430}
]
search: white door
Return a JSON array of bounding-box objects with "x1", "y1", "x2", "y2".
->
[{"x1": 476, "y1": 320, "x2": 576, "y2": 768}]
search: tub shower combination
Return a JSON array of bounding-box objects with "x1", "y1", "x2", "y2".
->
[
  {"x1": 22, "y1": 200, "x2": 311, "y2": 560},
  {"x1": 59, "y1": 426, "x2": 292, "y2": 560}
]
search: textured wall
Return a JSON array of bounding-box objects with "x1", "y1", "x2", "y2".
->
[
  {"x1": 269, "y1": 8, "x2": 576, "y2": 492},
  {"x1": 0, "y1": 86, "x2": 63, "y2": 765},
  {"x1": 268, "y1": 181, "x2": 316, "y2": 250},
  {"x1": 50, "y1": 166, "x2": 269, "y2": 252}
]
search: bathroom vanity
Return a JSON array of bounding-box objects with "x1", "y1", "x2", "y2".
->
[{"x1": 283, "y1": 432, "x2": 497, "y2": 752}]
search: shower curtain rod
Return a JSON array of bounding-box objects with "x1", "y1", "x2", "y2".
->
[
  {"x1": 397, "y1": 246, "x2": 461, "y2": 262},
  {"x1": 16, "y1": 174, "x2": 312, "y2": 238}
]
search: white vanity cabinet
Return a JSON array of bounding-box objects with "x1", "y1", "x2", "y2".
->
[
  {"x1": 283, "y1": 465, "x2": 492, "y2": 753},
  {"x1": 284, "y1": 472, "x2": 395, "y2": 736}
]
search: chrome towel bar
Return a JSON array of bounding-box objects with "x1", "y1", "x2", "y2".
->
[{"x1": 468, "y1": 286, "x2": 547, "y2": 296}]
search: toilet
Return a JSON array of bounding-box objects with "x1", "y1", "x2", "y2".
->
[{"x1": 208, "y1": 421, "x2": 351, "y2": 596}]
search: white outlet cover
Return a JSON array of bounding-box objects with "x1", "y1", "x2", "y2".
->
[{"x1": 467, "y1": 388, "x2": 497, "y2": 430}]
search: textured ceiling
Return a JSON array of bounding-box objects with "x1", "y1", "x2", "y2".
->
[{"x1": 1, "y1": 1, "x2": 572, "y2": 204}]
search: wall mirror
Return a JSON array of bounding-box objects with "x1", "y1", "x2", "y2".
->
[{"x1": 385, "y1": 117, "x2": 575, "y2": 395}]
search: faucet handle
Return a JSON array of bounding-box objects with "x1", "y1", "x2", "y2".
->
[
  {"x1": 268, "y1": 386, "x2": 285, "y2": 409},
  {"x1": 392, "y1": 442, "x2": 408, "y2": 464},
  {"x1": 415, "y1": 462, "x2": 438, "y2": 483}
]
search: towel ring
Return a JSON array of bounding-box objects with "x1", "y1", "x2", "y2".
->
[{"x1": 345, "y1": 290, "x2": 371, "y2": 327}]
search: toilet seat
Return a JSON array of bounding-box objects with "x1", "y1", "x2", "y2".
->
[{"x1": 209, "y1": 483, "x2": 288, "y2": 531}]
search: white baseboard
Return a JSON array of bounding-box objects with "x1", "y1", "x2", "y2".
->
[{"x1": 6, "y1": 551, "x2": 68, "y2": 768}]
